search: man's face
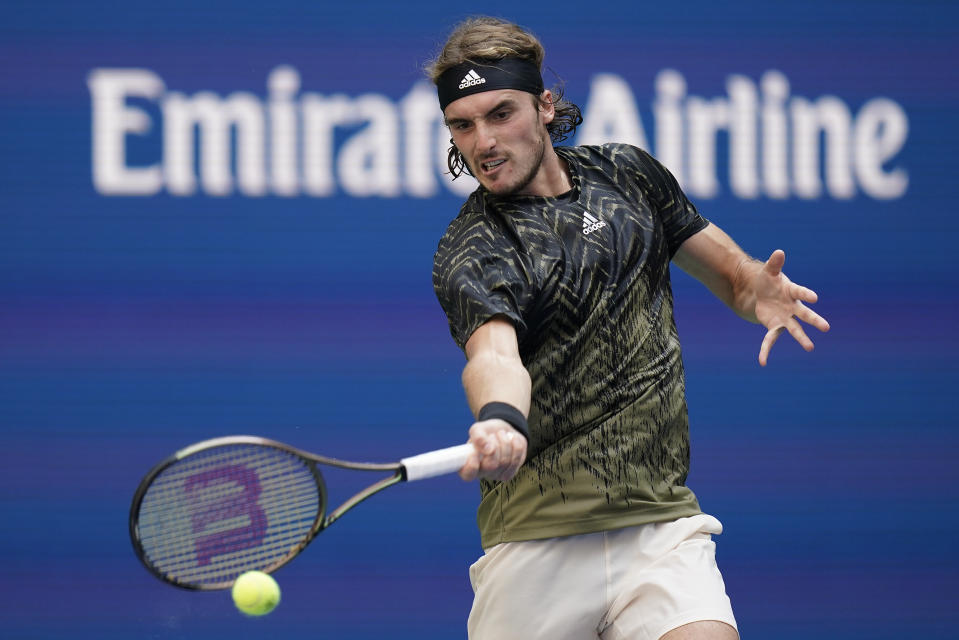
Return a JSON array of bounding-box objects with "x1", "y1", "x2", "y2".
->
[{"x1": 444, "y1": 89, "x2": 554, "y2": 196}]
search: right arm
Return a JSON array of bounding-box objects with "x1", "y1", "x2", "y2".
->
[{"x1": 458, "y1": 316, "x2": 530, "y2": 482}]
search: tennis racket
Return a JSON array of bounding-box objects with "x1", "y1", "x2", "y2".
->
[{"x1": 129, "y1": 435, "x2": 473, "y2": 590}]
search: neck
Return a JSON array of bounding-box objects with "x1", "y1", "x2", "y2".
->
[{"x1": 518, "y1": 145, "x2": 572, "y2": 197}]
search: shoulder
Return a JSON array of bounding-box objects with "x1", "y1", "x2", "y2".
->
[
  {"x1": 435, "y1": 190, "x2": 496, "y2": 257},
  {"x1": 582, "y1": 144, "x2": 681, "y2": 194},
  {"x1": 557, "y1": 143, "x2": 659, "y2": 182},
  {"x1": 559, "y1": 143, "x2": 650, "y2": 165},
  {"x1": 434, "y1": 190, "x2": 525, "y2": 287}
]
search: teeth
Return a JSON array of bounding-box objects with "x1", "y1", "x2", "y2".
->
[{"x1": 483, "y1": 159, "x2": 505, "y2": 170}]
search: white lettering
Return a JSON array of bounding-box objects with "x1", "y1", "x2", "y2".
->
[
  {"x1": 268, "y1": 66, "x2": 300, "y2": 197},
  {"x1": 458, "y1": 78, "x2": 486, "y2": 89},
  {"x1": 302, "y1": 93, "x2": 353, "y2": 197},
  {"x1": 727, "y1": 75, "x2": 759, "y2": 199},
  {"x1": 87, "y1": 66, "x2": 909, "y2": 201},
  {"x1": 761, "y1": 71, "x2": 790, "y2": 199},
  {"x1": 653, "y1": 70, "x2": 685, "y2": 186},
  {"x1": 577, "y1": 74, "x2": 649, "y2": 149},
  {"x1": 854, "y1": 98, "x2": 909, "y2": 199},
  {"x1": 791, "y1": 96, "x2": 854, "y2": 199},
  {"x1": 686, "y1": 96, "x2": 729, "y2": 198},
  {"x1": 87, "y1": 68, "x2": 165, "y2": 195},
  {"x1": 338, "y1": 94, "x2": 401, "y2": 197},
  {"x1": 401, "y1": 82, "x2": 442, "y2": 198},
  {"x1": 162, "y1": 91, "x2": 266, "y2": 196}
]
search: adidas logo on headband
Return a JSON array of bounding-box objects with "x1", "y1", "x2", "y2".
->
[
  {"x1": 437, "y1": 58, "x2": 543, "y2": 110},
  {"x1": 459, "y1": 69, "x2": 486, "y2": 90}
]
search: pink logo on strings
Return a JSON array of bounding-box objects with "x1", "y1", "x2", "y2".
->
[{"x1": 185, "y1": 464, "x2": 268, "y2": 566}]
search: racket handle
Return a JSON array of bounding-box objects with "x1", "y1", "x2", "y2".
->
[{"x1": 401, "y1": 443, "x2": 474, "y2": 482}]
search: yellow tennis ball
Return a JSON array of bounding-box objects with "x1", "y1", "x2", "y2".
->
[{"x1": 231, "y1": 571, "x2": 281, "y2": 616}]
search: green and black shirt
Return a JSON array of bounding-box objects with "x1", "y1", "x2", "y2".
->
[{"x1": 433, "y1": 143, "x2": 708, "y2": 549}]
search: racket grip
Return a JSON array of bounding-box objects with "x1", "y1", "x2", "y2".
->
[{"x1": 401, "y1": 443, "x2": 474, "y2": 482}]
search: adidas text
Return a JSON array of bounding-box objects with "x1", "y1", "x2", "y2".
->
[
  {"x1": 459, "y1": 70, "x2": 486, "y2": 90},
  {"x1": 583, "y1": 212, "x2": 607, "y2": 234}
]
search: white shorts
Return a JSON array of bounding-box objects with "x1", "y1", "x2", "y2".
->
[{"x1": 467, "y1": 514, "x2": 738, "y2": 640}]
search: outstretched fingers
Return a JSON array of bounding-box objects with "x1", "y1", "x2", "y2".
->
[
  {"x1": 796, "y1": 302, "x2": 831, "y2": 333},
  {"x1": 755, "y1": 249, "x2": 831, "y2": 365},
  {"x1": 785, "y1": 317, "x2": 815, "y2": 352},
  {"x1": 759, "y1": 307, "x2": 829, "y2": 365},
  {"x1": 764, "y1": 249, "x2": 786, "y2": 276},
  {"x1": 791, "y1": 282, "x2": 819, "y2": 303},
  {"x1": 758, "y1": 326, "x2": 783, "y2": 366}
]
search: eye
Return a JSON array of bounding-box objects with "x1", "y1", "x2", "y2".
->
[{"x1": 493, "y1": 109, "x2": 511, "y2": 120}]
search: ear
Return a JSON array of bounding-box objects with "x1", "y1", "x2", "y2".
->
[{"x1": 539, "y1": 89, "x2": 556, "y2": 125}]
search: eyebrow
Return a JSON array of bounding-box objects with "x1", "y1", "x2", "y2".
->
[{"x1": 445, "y1": 98, "x2": 517, "y2": 127}]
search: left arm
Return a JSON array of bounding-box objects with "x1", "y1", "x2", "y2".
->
[{"x1": 672, "y1": 223, "x2": 830, "y2": 366}]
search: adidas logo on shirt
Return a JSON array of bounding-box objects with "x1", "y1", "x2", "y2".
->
[
  {"x1": 582, "y1": 212, "x2": 607, "y2": 235},
  {"x1": 459, "y1": 69, "x2": 486, "y2": 90}
]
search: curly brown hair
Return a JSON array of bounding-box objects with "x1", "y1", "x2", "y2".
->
[{"x1": 425, "y1": 16, "x2": 583, "y2": 179}]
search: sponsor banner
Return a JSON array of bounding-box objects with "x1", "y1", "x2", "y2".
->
[{"x1": 89, "y1": 66, "x2": 908, "y2": 200}]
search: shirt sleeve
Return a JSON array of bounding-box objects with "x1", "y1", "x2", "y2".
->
[
  {"x1": 432, "y1": 207, "x2": 532, "y2": 351},
  {"x1": 624, "y1": 145, "x2": 709, "y2": 256}
]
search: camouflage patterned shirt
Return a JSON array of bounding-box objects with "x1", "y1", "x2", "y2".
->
[{"x1": 433, "y1": 144, "x2": 708, "y2": 548}]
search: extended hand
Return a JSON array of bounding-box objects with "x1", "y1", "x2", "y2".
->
[
  {"x1": 459, "y1": 419, "x2": 527, "y2": 482},
  {"x1": 749, "y1": 250, "x2": 831, "y2": 366}
]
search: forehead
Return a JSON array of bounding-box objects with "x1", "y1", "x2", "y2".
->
[{"x1": 443, "y1": 88, "x2": 532, "y2": 121}]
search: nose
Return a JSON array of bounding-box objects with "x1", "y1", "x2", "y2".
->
[{"x1": 474, "y1": 121, "x2": 496, "y2": 152}]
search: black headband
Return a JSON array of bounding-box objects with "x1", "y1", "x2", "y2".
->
[{"x1": 437, "y1": 58, "x2": 545, "y2": 111}]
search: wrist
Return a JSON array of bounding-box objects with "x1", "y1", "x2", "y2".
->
[
  {"x1": 477, "y1": 402, "x2": 529, "y2": 441},
  {"x1": 732, "y1": 257, "x2": 761, "y2": 320}
]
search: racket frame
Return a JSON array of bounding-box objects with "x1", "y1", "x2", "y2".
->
[{"x1": 129, "y1": 435, "x2": 408, "y2": 590}]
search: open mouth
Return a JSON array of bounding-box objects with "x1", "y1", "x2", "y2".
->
[{"x1": 481, "y1": 159, "x2": 506, "y2": 172}]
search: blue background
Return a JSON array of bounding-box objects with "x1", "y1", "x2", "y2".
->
[{"x1": 1, "y1": 1, "x2": 957, "y2": 638}]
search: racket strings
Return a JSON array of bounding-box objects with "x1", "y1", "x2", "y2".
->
[{"x1": 136, "y1": 444, "x2": 322, "y2": 588}]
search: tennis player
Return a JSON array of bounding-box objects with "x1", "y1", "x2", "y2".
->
[{"x1": 428, "y1": 17, "x2": 829, "y2": 640}]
